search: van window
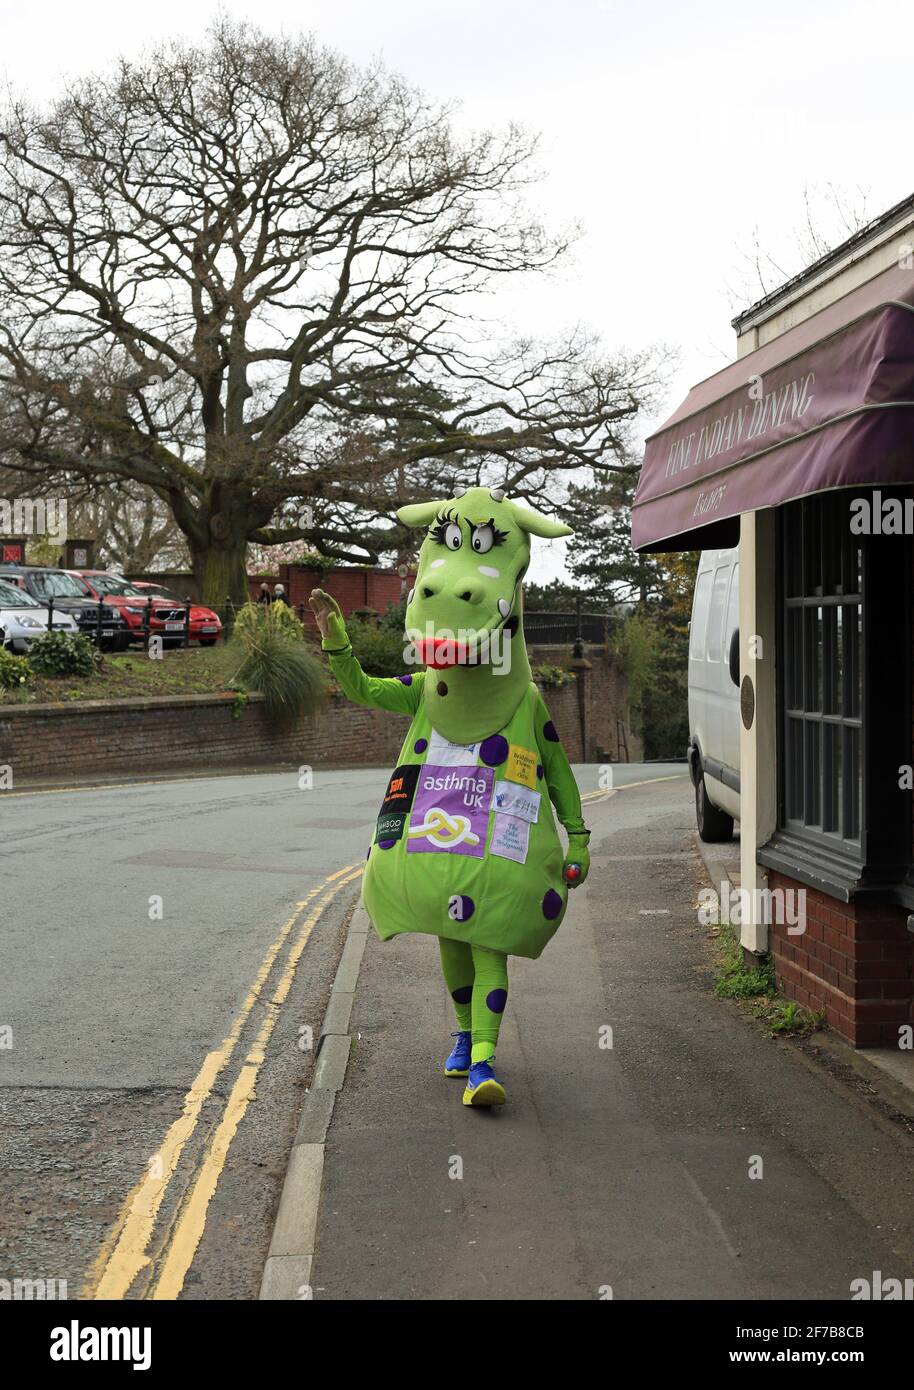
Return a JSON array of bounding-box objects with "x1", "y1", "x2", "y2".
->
[
  {"x1": 706, "y1": 565, "x2": 730, "y2": 661},
  {"x1": 689, "y1": 571, "x2": 711, "y2": 658},
  {"x1": 725, "y1": 563, "x2": 739, "y2": 646}
]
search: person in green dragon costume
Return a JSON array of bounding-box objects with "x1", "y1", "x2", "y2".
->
[{"x1": 310, "y1": 486, "x2": 590, "y2": 1107}]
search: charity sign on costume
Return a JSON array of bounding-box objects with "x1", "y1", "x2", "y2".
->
[{"x1": 407, "y1": 764, "x2": 494, "y2": 856}]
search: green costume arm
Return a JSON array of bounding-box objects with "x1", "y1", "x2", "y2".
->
[
  {"x1": 533, "y1": 689, "x2": 587, "y2": 834},
  {"x1": 533, "y1": 687, "x2": 591, "y2": 886},
  {"x1": 321, "y1": 606, "x2": 423, "y2": 716}
]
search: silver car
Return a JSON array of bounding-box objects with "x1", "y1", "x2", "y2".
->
[{"x1": 0, "y1": 577, "x2": 79, "y2": 652}]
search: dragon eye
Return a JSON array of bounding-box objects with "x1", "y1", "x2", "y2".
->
[
  {"x1": 429, "y1": 508, "x2": 463, "y2": 549},
  {"x1": 470, "y1": 519, "x2": 508, "y2": 554}
]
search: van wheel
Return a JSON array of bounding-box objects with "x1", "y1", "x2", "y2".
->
[{"x1": 695, "y1": 772, "x2": 734, "y2": 842}]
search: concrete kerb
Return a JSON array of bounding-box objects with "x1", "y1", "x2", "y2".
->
[{"x1": 258, "y1": 902, "x2": 371, "y2": 1300}]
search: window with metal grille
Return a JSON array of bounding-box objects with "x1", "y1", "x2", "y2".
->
[
  {"x1": 781, "y1": 492, "x2": 863, "y2": 848},
  {"x1": 766, "y1": 488, "x2": 912, "y2": 897}
]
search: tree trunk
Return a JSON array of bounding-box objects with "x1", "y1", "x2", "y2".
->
[{"x1": 191, "y1": 541, "x2": 250, "y2": 611}]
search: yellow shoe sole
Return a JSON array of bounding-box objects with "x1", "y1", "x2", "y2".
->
[
  {"x1": 444, "y1": 1065, "x2": 469, "y2": 1077},
  {"x1": 462, "y1": 1078, "x2": 507, "y2": 1107}
]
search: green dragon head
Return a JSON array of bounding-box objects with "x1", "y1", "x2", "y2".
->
[{"x1": 396, "y1": 486, "x2": 572, "y2": 741}]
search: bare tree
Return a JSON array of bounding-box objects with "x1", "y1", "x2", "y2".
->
[
  {"x1": 729, "y1": 182, "x2": 871, "y2": 311},
  {"x1": 72, "y1": 482, "x2": 190, "y2": 572},
  {"x1": 0, "y1": 20, "x2": 664, "y2": 603}
]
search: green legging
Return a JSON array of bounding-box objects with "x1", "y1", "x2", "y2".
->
[{"x1": 438, "y1": 937, "x2": 509, "y2": 1064}]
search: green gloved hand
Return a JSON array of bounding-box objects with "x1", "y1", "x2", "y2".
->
[
  {"x1": 563, "y1": 832, "x2": 591, "y2": 887},
  {"x1": 309, "y1": 588, "x2": 349, "y2": 650}
]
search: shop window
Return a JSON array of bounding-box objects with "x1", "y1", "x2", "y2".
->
[
  {"x1": 781, "y1": 493, "x2": 862, "y2": 847},
  {"x1": 763, "y1": 490, "x2": 912, "y2": 898}
]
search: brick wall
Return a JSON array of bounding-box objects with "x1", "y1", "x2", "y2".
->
[
  {"x1": 527, "y1": 642, "x2": 639, "y2": 763},
  {"x1": 767, "y1": 870, "x2": 913, "y2": 1047},
  {"x1": 0, "y1": 676, "x2": 594, "y2": 787},
  {"x1": 0, "y1": 691, "x2": 413, "y2": 785},
  {"x1": 248, "y1": 566, "x2": 410, "y2": 628},
  {"x1": 535, "y1": 680, "x2": 583, "y2": 762}
]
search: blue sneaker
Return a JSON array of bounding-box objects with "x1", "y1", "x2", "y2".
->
[
  {"x1": 462, "y1": 1057, "x2": 506, "y2": 1107},
  {"x1": 444, "y1": 1031, "x2": 471, "y2": 1077}
]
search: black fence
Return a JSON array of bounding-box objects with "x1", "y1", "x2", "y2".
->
[
  {"x1": 13, "y1": 598, "x2": 614, "y2": 654},
  {"x1": 523, "y1": 610, "x2": 613, "y2": 647}
]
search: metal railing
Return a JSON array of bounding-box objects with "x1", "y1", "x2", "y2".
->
[{"x1": 524, "y1": 610, "x2": 613, "y2": 646}]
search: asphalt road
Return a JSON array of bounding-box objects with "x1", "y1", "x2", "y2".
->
[
  {"x1": 313, "y1": 774, "x2": 914, "y2": 1301},
  {"x1": 0, "y1": 759, "x2": 655, "y2": 1300},
  {"x1": 7, "y1": 761, "x2": 911, "y2": 1303}
]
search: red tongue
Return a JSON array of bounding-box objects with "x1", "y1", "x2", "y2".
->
[{"x1": 415, "y1": 636, "x2": 471, "y2": 669}]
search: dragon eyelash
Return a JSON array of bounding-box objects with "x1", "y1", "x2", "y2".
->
[
  {"x1": 429, "y1": 508, "x2": 457, "y2": 544},
  {"x1": 473, "y1": 518, "x2": 509, "y2": 546}
]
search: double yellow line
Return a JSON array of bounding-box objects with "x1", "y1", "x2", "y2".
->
[{"x1": 84, "y1": 863, "x2": 363, "y2": 1301}]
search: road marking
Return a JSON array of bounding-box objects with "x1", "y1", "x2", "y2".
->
[
  {"x1": 582, "y1": 773, "x2": 686, "y2": 802},
  {"x1": 85, "y1": 863, "x2": 362, "y2": 1300},
  {"x1": 615, "y1": 774, "x2": 687, "y2": 790},
  {"x1": 1, "y1": 776, "x2": 226, "y2": 799},
  {"x1": 149, "y1": 870, "x2": 363, "y2": 1300}
]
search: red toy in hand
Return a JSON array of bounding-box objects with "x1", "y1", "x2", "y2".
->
[{"x1": 563, "y1": 862, "x2": 583, "y2": 884}]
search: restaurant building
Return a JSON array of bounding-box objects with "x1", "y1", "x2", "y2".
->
[{"x1": 632, "y1": 194, "x2": 914, "y2": 1048}]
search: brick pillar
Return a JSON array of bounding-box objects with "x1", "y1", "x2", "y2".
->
[{"x1": 567, "y1": 656, "x2": 592, "y2": 760}]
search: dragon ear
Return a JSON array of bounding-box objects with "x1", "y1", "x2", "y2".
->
[
  {"x1": 507, "y1": 500, "x2": 573, "y2": 539},
  {"x1": 396, "y1": 499, "x2": 448, "y2": 528}
]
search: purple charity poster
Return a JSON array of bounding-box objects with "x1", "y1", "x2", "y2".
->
[{"x1": 406, "y1": 764, "x2": 494, "y2": 857}]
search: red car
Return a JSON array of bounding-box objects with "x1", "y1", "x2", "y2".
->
[
  {"x1": 68, "y1": 571, "x2": 198, "y2": 646},
  {"x1": 130, "y1": 581, "x2": 223, "y2": 646}
]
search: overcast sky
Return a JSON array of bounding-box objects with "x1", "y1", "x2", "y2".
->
[{"x1": 4, "y1": 0, "x2": 913, "y2": 579}]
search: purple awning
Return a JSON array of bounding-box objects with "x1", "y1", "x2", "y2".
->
[{"x1": 632, "y1": 262, "x2": 914, "y2": 551}]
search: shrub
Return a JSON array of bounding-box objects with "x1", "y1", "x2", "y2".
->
[
  {"x1": 232, "y1": 600, "x2": 304, "y2": 645},
  {"x1": 230, "y1": 612, "x2": 326, "y2": 723},
  {"x1": 379, "y1": 598, "x2": 408, "y2": 633},
  {"x1": 0, "y1": 647, "x2": 32, "y2": 691},
  {"x1": 532, "y1": 663, "x2": 575, "y2": 689},
  {"x1": 27, "y1": 631, "x2": 97, "y2": 678},
  {"x1": 346, "y1": 615, "x2": 412, "y2": 677}
]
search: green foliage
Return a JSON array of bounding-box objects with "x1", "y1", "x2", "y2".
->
[
  {"x1": 0, "y1": 647, "x2": 32, "y2": 690},
  {"x1": 766, "y1": 1001, "x2": 824, "y2": 1037},
  {"x1": 713, "y1": 921, "x2": 776, "y2": 999},
  {"x1": 532, "y1": 663, "x2": 575, "y2": 689},
  {"x1": 302, "y1": 553, "x2": 336, "y2": 575},
  {"x1": 230, "y1": 689, "x2": 249, "y2": 720},
  {"x1": 379, "y1": 598, "x2": 408, "y2": 634},
  {"x1": 28, "y1": 631, "x2": 97, "y2": 678},
  {"x1": 346, "y1": 614, "x2": 411, "y2": 677},
  {"x1": 611, "y1": 611, "x2": 658, "y2": 708},
  {"x1": 230, "y1": 611, "x2": 326, "y2": 724},
  {"x1": 232, "y1": 600, "x2": 304, "y2": 644},
  {"x1": 524, "y1": 579, "x2": 592, "y2": 612}
]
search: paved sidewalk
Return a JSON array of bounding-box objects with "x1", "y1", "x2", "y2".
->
[{"x1": 309, "y1": 777, "x2": 914, "y2": 1300}]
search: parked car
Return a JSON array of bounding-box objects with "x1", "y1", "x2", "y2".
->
[
  {"x1": 67, "y1": 571, "x2": 194, "y2": 648},
  {"x1": 0, "y1": 576, "x2": 80, "y2": 652},
  {"x1": 0, "y1": 566, "x2": 130, "y2": 651},
  {"x1": 129, "y1": 582, "x2": 223, "y2": 646},
  {"x1": 687, "y1": 547, "x2": 740, "y2": 842}
]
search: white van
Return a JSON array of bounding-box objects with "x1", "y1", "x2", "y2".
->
[{"x1": 687, "y1": 548, "x2": 740, "y2": 841}]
